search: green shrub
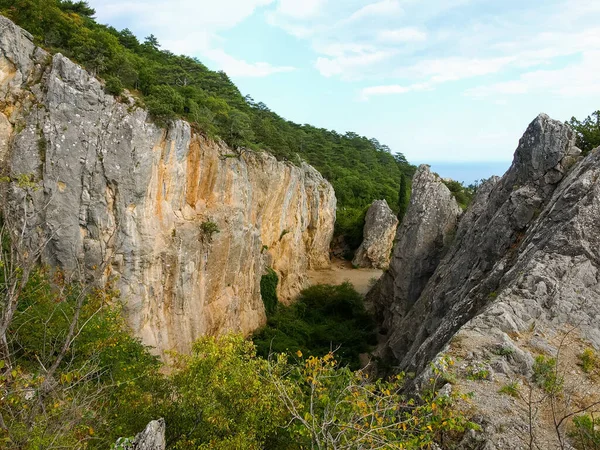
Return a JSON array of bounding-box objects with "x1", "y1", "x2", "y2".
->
[
  {"x1": 252, "y1": 283, "x2": 376, "y2": 370},
  {"x1": 578, "y1": 348, "x2": 599, "y2": 374},
  {"x1": 570, "y1": 414, "x2": 600, "y2": 449},
  {"x1": 200, "y1": 220, "x2": 220, "y2": 242},
  {"x1": 260, "y1": 268, "x2": 279, "y2": 317},
  {"x1": 268, "y1": 352, "x2": 478, "y2": 449},
  {"x1": 493, "y1": 345, "x2": 515, "y2": 357},
  {"x1": 165, "y1": 335, "x2": 289, "y2": 449},
  {"x1": 465, "y1": 364, "x2": 491, "y2": 381},
  {"x1": 4, "y1": 268, "x2": 162, "y2": 449},
  {"x1": 105, "y1": 75, "x2": 124, "y2": 96},
  {"x1": 532, "y1": 355, "x2": 563, "y2": 394},
  {"x1": 498, "y1": 381, "x2": 520, "y2": 398}
]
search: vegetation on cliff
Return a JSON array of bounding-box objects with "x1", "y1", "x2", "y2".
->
[
  {"x1": 0, "y1": 263, "x2": 474, "y2": 449},
  {"x1": 0, "y1": 0, "x2": 415, "y2": 250},
  {"x1": 569, "y1": 110, "x2": 600, "y2": 155}
]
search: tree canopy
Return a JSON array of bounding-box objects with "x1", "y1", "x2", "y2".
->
[
  {"x1": 0, "y1": 0, "x2": 416, "y2": 248},
  {"x1": 569, "y1": 111, "x2": 600, "y2": 155}
]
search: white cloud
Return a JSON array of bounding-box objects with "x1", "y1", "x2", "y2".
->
[
  {"x1": 93, "y1": 0, "x2": 275, "y2": 29},
  {"x1": 313, "y1": 42, "x2": 376, "y2": 57},
  {"x1": 407, "y1": 56, "x2": 515, "y2": 83},
  {"x1": 204, "y1": 49, "x2": 295, "y2": 77},
  {"x1": 377, "y1": 28, "x2": 427, "y2": 43},
  {"x1": 465, "y1": 51, "x2": 600, "y2": 99},
  {"x1": 346, "y1": 0, "x2": 403, "y2": 22},
  {"x1": 315, "y1": 49, "x2": 395, "y2": 79},
  {"x1": 90, "y1": 0, "x2": 293, "y2": 78},
  {"x1": 274, "y1": 0, "x2": 325, "y2": 19},
  {"x1": 360, "y1": 82, "x2": 431, "y2": 100}
]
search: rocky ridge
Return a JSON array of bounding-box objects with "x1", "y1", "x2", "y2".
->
[
  {"x1": 369, "y1": 166, "x2": 462, "y2": 337},
  {"x1": 372, "y1": 113, "x2": 587, "y2": 375},
  {"x1": 371, "y1": 113, "x2": 600, "y2": 448},
  {"x1": 0, "y1": 15, "x2": 336, "y2": 355},
  {"x1": 352, "y1": 199, "x2": 398, "y2": 269}
]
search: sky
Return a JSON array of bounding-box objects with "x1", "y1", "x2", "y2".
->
[{"x1": 89, "y1": 0, "x2": 600, "y2": 173}]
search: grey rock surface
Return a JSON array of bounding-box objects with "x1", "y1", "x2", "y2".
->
[
  {"x1": 377, "y1": 114, "x2": 583, "y2": 376},
  {"x1": 0, "y1": 15, "x2": 336, "y2": 356},
  {"x1": 132, "y1": 419, "x2": 166, "y2": 450},
  {"x1": 373, "y1": 113, "x2": 600, "y2": 448},
  {"x1": 352, "y1": 199, "x2": 398, "y2": 269},
  {"x1": 367, "y1": 165, "x2": 462, "y2": 344},
  {"x1": 118, "y1": 419, "x2": 166, "y2": 450}
]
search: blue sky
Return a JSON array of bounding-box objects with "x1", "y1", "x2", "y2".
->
[{"x1": 90, "y1": 0, "x2": 600, "y2": 169}]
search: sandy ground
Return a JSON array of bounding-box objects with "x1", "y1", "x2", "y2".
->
[{"x1": 307, "y1": 258, "x2": 383, "y2": 295}]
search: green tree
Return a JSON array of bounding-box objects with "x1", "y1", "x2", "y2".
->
[
  {"x1": 164, "y1": 335, "x2": 289, "y2": 449},
  {"x1": 260, "y1": 268, "x2": 279, "y2": 317},
  {"x1": 253, "y1": 283, "x2": 376, "y2": 369},
  {"x1": 267, "y1": 352, "x2": 477, "y2": 449},
  {"x1": 145, "y1": 85, "x2": 185, "y2": 124},
  {"x1": 569, "y1": 111, "x2": 600, "y2": 155},
  {"x1": 57, "y1": 0, "x2": 95, "y2": 16},
  {"x1": 143, "y1": 34, "x2": 160, "y2": 50},
  {"x1": 226, "y1": 109, "x2": 254, "y2": 149}
]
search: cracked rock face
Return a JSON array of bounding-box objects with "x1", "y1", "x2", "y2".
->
[
  {"x1": 367, "y1": 166, "x2": 462, "y2": 348},
  {"x1": 371, "y1": 112, "x2": 600, "y2": 370},
  {"x1": 371, "y1": 113, "x2": 600, "y2": 447},
  {"x1": 0, "y1": 15, "x2": 336, "y2": 356},
  {"x1": 374, "y1": 114, "x2": 586, "y2": 376},
  {"x1": 117, "y1": 419, "x2": 166, "y2": 450},
  {"x1": 352, "y1": 199, "x2": 398, "y2": 269}
]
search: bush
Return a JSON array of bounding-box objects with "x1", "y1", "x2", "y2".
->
[
  {"x1": 570, "y1": 414, "x2": 600, "y2": 449},
  {"x1": 578, "y1": 348, "x2": 599, "y2": 374},
  {"x1": 466, "y1": 363, "x2": 491, "y2": 381},
  {"x1": 105, "y1": 75, "x2": 124, "y2": 96},
  {"x1": 199, "y1": 220, "x2": 220, "y2": 242},
  {"x1": 498, "y1": 381, "x2": 520, "y2": 398},
  {"x1": 3, "y1": 268, "x2": 162, "y2": 449},
  {"x1": 267, "y1": 352, "x2": 478, "y2": 449},
  {"x1": 253, "y1": 283, "x2": 376, "y2": 370},
  {"x1": 532, "y1": 355, "x2": 563, "y2": 394},
  {"x1": 164, "y1": 335, "x2": 289, "y2": 449}
]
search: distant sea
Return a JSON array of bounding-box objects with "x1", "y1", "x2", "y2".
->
[{"x1": 422, "y1": 161, "x2": 512, "y2": 185}]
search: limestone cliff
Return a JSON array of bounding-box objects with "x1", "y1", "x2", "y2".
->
[
  {"x1": 352, "y1": 199, "x2": 398, "y2": 270},
  {"x1": 0, "y1": 15, "x2": 336, "y2": 355}
]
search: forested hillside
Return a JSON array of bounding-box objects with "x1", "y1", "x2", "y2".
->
[{"x1": 0, "y1": 0, "x2": 416, "y2": 247}]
